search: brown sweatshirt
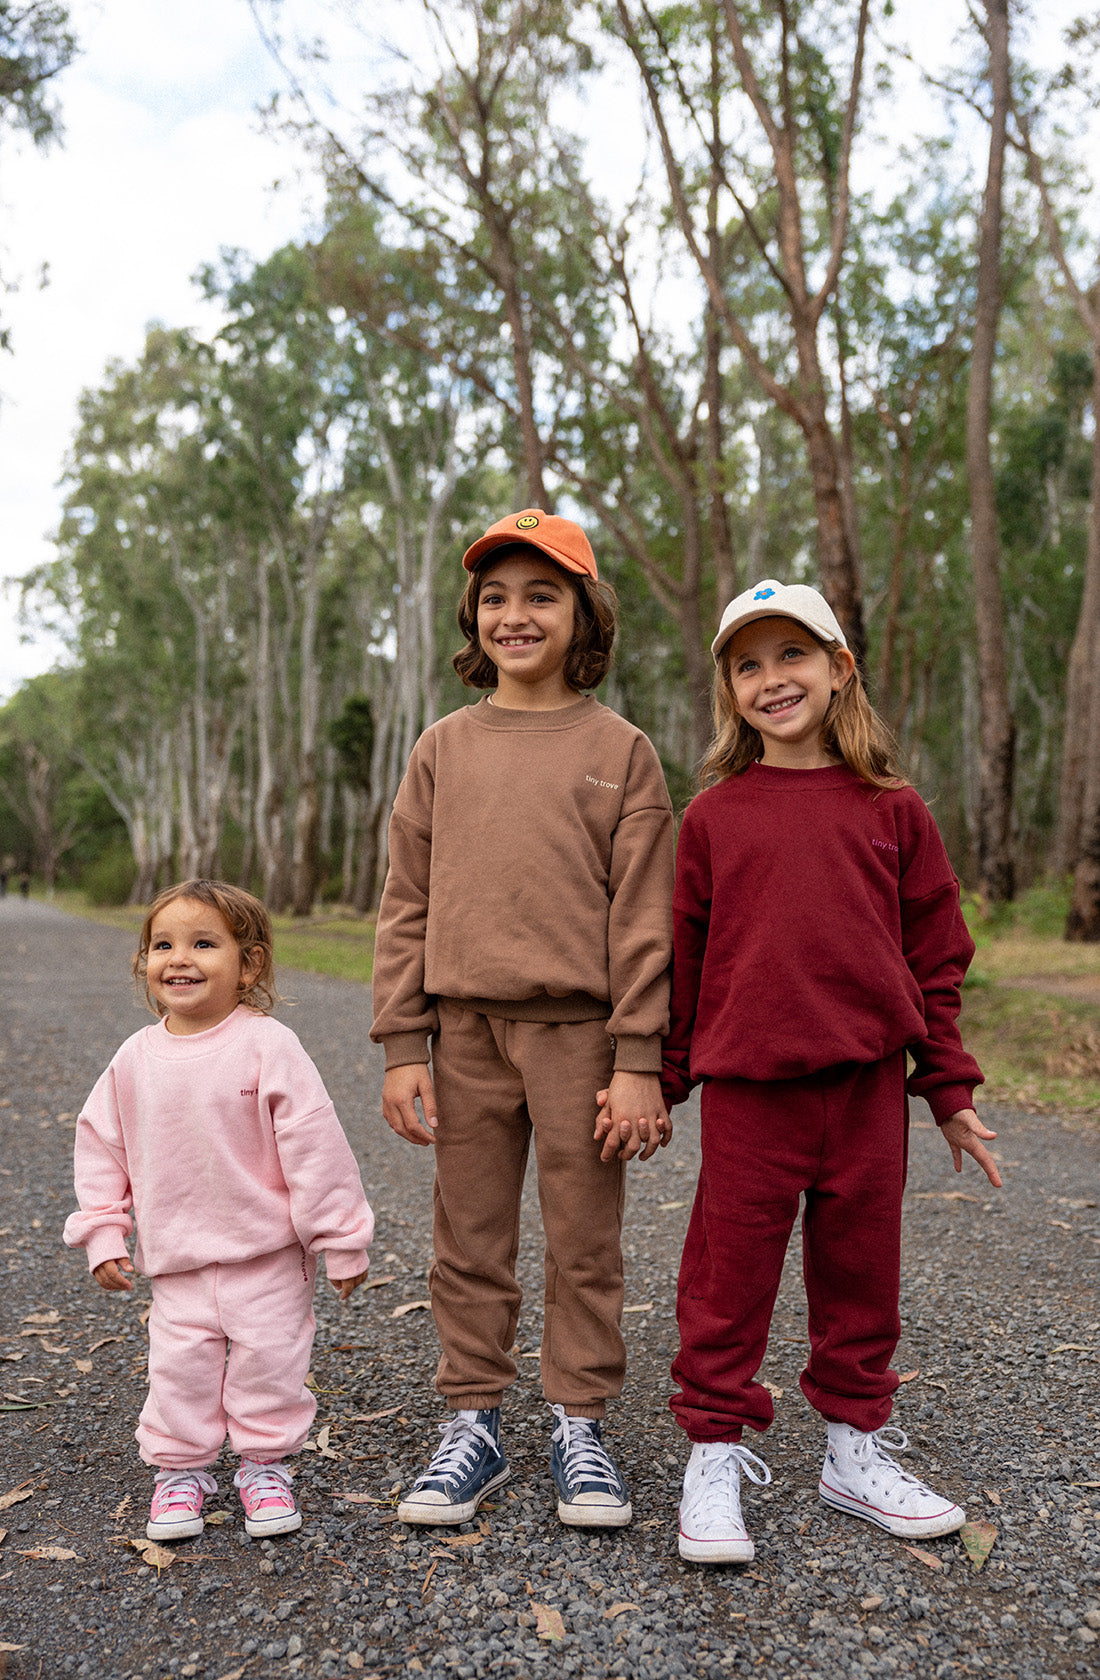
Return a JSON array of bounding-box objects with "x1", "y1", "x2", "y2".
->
[{"x1": 370, "y1": 696, "x2": 674, "y2": 1074}]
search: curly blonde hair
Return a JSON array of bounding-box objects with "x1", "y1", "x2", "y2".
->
[{"x1": 133, "y1": 879, "x2": 280, "y2": 1017}]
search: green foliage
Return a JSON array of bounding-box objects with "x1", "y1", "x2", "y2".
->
[
  {"x1": 0, "y1": 2, "x2": 76, "y2": 148},
  {"x1": 81, "y1": 844, "x2": 137, "y2": 907},
  {"x1": 329, "y1": 697, "x2": 375, "y2": 791}
]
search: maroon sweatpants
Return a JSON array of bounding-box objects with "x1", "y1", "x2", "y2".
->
[{"x1": 671, "y1": 1054, "x2": 908, "y2": 1442}]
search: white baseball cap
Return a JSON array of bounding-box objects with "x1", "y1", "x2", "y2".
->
[{"x1": 711, "y1": 579, "x2": 849, "y2": 664}]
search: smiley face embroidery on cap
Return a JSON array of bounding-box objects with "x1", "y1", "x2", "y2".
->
[{"x1": 516, "y1": 514, "x2": 540, "y2": 531}]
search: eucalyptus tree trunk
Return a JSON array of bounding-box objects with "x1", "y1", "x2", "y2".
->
[
  {"x1": 965, "y1": 0, "x2": 1015, "y2": 904},
  {"x1": 1018, "y1": 113, "x2": 1100, "y2": 931}
]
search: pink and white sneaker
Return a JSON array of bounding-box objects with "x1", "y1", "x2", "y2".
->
[
  {"x1": 146, "y1": 1469, "x2": 218, "y2": 1540},
  {"x1": 233, "y1": 1459, "x2": 302, "y2": 1537}
]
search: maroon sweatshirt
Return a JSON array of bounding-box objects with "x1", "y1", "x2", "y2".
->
[{"x1": 661, "y1": 763, "x2": 983, "y2": 1123}]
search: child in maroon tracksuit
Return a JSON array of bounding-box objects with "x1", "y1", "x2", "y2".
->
[{"x1": 663, "y1": 580, "x2": 1002, "y2": 1566}]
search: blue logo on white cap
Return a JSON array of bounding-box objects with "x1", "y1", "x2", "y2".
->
[{"x1": 754, "y1": 587, "x2": 775, "y2": 601}]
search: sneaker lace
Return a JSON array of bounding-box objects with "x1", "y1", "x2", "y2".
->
[
  {"x1": 694, "y1": 1444, "x2": 771, "y2": 1521},
  {"x1": 416, "y1": 1414, "x2": 501, "y2": 1490},
  {"x1": 850, "y1": 1427, "x2": 930, "y2": 1499},
  {"x1": 233, "y1": 1461, "x2": 293, "y2": 1503},
  {"x1": 152, "y1": 1469, "x2": 217, "y2": 1511},
  {"x1": 549, "y1": 1406, "x2": 620, "y2": 1492}
]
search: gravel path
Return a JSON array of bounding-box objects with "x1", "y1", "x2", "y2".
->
[{"x1": 1, "y1": 895, "x2": 1098, "y2": 1680}]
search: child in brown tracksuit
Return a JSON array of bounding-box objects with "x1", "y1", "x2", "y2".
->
[{"x1": 370, "y1": 508, "x2": 673, "y2": 1529}]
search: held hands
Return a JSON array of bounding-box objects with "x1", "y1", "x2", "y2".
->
[
  {"x1": 382, "y1": 1063, "x2": 438, "y2": 1146},
  {"x1": 940, "y1": 1108, "x2": 1003, "y2": 1188},
  {"x1": 593, "y1": 1071, "x2": 673, "y2": 1162},
  {"x1": 330, "y1": 1270, "x2": 369, "y2": 1301},
  {"x1": 93, "y1": 1257, "x2": 134, "y2": 1292}
]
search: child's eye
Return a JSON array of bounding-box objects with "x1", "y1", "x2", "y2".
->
[
  {"x1": 195, "y1": 938, "x2": 215, "y2": 948},
  {"x1": 151, "y1": 939, "x2": 170, "y2": 950}
]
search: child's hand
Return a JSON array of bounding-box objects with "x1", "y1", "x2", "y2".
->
[
  {"x1": 939, "y1": 1108, "x2": 1002, "y2": 1187},
  {"x1": 330, "y1": 1270, "x2": 368, "y2": 1301},
  {"x1": 93, "y1": 1257, "x2": 134, "y2": 1292},
  {"x1": 382, "y1": 1063, "x2": 438, "y2": 1145},
  {"x1": 593, "y1": 1073, "x2": 672, "y2": 1162}
]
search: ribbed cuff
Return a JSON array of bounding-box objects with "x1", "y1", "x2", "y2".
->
[
  {"x1": 610, "y1": 1034, "x2": 663, "y2": 1074},
  {"x1": 383, "y1": 1033, "x2": 431, "y2": 1071},
  {"x1": 926, "y1": 1085, "x2": 979, "y2": 1126},
  {"x1": 324, "y1": 1250, "x2": 370, "y2": 1281}
]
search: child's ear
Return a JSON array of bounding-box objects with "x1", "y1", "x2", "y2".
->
[
  {"x1": 830, "y1": 647, "x2": 857, "y2": 692},
  {"x1": 239, "y1": 945, "x2": 264, "y2": 989}
]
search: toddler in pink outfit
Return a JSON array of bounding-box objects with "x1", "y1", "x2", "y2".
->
[{"x1": 64, "y1": 880, "x2": 374, "y2": 1542}]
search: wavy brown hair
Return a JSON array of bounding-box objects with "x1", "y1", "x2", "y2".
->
[
  {"x1": 133, "y1": 879, "x2": 280, "y2": 1017},
  {"x1": 452, "y1": 544, "x2": 618, "y2": 691},
  {"x1": 701, "y1": 633, "x2": 908, "y2": 791}
]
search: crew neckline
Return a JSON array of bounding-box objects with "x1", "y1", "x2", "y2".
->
[{"x1": 470, "y1": 694, "x2": 599, "y2": 730}]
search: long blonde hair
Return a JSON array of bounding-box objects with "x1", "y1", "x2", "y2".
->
[{"x1": 700, "y1": 634, "x2": 908, "y2": 791}]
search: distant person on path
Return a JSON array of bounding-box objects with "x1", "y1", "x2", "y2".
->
[
  {"x1": 18, "y1": 869, "x2": 29, "y2": 897},
  {"x1": 371, "y1": 510, "x2": 673, "y2": 1530},
  {"x1": 662, "y1": 581, "x2": 1002, "y2": 1566},
  {"x1": 64, "y1": 880, "x2": 374, "y2": 1544}
]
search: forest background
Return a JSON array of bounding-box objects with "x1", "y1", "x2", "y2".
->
[{"x1": 4, "y1": 0, "x2": 1100, "y2": 942}]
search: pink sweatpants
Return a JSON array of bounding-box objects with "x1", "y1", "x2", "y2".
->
[{"x1": 136, "y1": 1243, "x2": 318, "y2": 1470}]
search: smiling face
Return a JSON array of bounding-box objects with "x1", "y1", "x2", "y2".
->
[
  {"x1": 475, "y1": 552, "x2": 578, "y2": 708},
  {"x1": 725, "y1": 616, "x2": 855, "y2": 768},
  {"x1": 145, "y1": 897, "x2": 258, "y2": 1036}
]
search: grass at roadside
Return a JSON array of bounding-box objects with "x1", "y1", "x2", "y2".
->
[
  {"x1": 42, "y1": 879, "x2": 1100, "y2": 1117},
  {"x1": 44, "y1": 889, "x2": 376, "y2": 988},
  {"x1": 962, "y1": 886, "x2": 1100, "y2": 1117}
]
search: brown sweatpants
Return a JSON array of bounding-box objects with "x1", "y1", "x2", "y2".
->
[{"x1": 428, "y1": 1000, "x2": 626, "y2": 1419}]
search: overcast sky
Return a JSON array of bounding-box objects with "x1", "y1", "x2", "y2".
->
[{"x1": 0, "y1": 0, "x2": 1078, "y2": 700}]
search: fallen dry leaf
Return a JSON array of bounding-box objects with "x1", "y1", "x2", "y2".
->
[
  {"x1": 0, "y1": 1354, "x2": 26, "y2": 1364},
  {"x1": 110, "y1": 1495, "x2": 132, "y2": 1523},
  {"x1": 203, "y1": 1510, "x2": 231, "y2": 1526},
  {"x1": 1050, "y1": 1343, "x2": 1094, "y2": 1354},
  {"x1": 391, "y1": 1300, "x2": 432, "y2": 1318},
  {"x1": 41, "y1": 1343, "x2": 70, "y2": 1355},
  {"x1": 903, "y1": 1545, "x2": 945, "y2": 1571},
  {"x1": 435, "y1": 1532, "x2": 482, "y2": 1548},
  {"x1": 18, "y1": 1546, "x2": 83, "y2": 1561},
  {"x1": 659, "y1": 1201, "x2": 687, "y2": 1210},
  {"x1": 422, "y1": 1559, "x2": 438, "y2": 1596},
  {"x1": 0, "y1": 1487, "x2": 33, "y2": 1514},
  {"x1": 88, "y1": 1337, "x2": 123, "y2": 1354},
  {"x1": 603, "y1": 1601, "x2": 639, "y2": 1620},
  {"x1": 363, "y1": 1275, "x2": 398, "y2": 1290},
  {"x1": 897, "y1": 1370, "x2": 920, "y2": 1383},
  {"x1": 623, "y1": 1303, "x2": 653, "y2": 1314},
  {"x1": 344, "y1": 1407, "x2": 402, "y2": 1424},
  {"x1": 534, "y1": 1603, "x2": 566, "y2": 1642},
  {"x1": 983, "y1": 1488, "x2": 1002, "y2": 1507},
  {"x1": 73, "y1": 1359, "x2": 93, "y2": 1375},
  {"x1": 960, "y1": 1520, "x2": 997, "y2": 1571},
  {"x1": 127, "y1": 1536, "x2": 175, "y2": 1569},
  {"x1": 860, "y1": 1595, "x2": 884, "y2": 1611},
  {"x1": 0, "y1": 1526, "x2": 7, "y2": 1545},
  {"x1": 763, "y1": 1381, "x2": 784, "y2": 1399},
  {"x1": 910, "y1": 1192, "x2": 978, "y2": 1203},
  {"x1": 213, "y1": 1667, "x2": 249, "y2": 1680},
  {"x1": 20, "y1": 1311, "x2": 60, "y2": 1326}
]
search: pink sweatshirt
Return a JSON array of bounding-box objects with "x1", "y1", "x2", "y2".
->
[{"x1": 63, "y1": 1007, "x2": 374, "y2": 1280}]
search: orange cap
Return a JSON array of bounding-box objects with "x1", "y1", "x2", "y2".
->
[{"x1": 462, "y1": 508, "x2": 598, "y2": 580}]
